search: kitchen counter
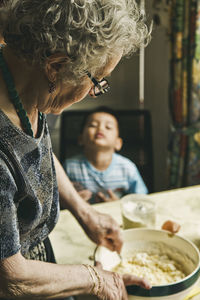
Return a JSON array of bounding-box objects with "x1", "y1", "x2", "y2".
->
[{"x1": 49, "y1": 185, "x2": 200, "y2": 299}]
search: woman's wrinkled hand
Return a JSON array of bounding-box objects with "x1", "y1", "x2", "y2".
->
[
  {"x1": 93, "y1": 262, "x2": 151, "y2": 300},
  {"x1": 82, "y1": 209, "x2": 123, "y2": 254}
]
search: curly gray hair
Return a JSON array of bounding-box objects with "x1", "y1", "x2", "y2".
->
[{"x1": 0, "y1": 0, "x2": 151, "y2": 82}]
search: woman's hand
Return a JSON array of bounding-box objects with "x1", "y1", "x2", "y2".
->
[
  {"x1": 81, "y1": 209, "x2": 123, "y2": 254},
  {"x1": 93, "y1": 262, "x2": 151, "y2": 300},
  {"x1": 53, "y1": 156, "x2": 122, "y2": 253}
]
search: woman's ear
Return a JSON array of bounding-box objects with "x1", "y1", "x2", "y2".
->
[
  {"x1": 115, "y1": 137, "x2": 123, "y2": 151},
  {"x1": 44, "y1": 53, "x2": 69, "y2": 82}
]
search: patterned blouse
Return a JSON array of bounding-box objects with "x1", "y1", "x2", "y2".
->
[{"x1": 0, "y1": 110, "x2": 59, "y2": 260}]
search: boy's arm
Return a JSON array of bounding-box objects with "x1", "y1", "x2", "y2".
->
[{"x1": 53, "y1": 153, "x2": 123, "y2": 253}]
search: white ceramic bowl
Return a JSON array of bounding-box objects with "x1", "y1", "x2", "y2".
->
[{"x1": 95, "y1": 228, "x2": 200, "y2": 300}]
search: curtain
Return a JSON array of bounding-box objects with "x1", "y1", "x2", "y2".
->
[{"x1": 169, "y1": 0, "x2": 200, "y2": 188}]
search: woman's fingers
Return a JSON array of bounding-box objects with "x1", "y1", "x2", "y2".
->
[
  {"x1": 97, "y1": 212, "x2": 123, "y2": 253},
  {"x1": 81, "y1": 208, "x2": 123, "y2": 254},
  {"x1": 95, "y1": 262, "x2": 151, "y2": 300},
  {"x1": 123, "y1": 273, "x2": 152, "y2": 289},
  {"x1": 94, "y1": 260, "x2": 103, "y2": 268},
  {"x1": 101, "y1": 235, "x2": 122, "y2": 253},
  {"x1": 94, "y1": 266, "x2": 128, "y2": 300}
]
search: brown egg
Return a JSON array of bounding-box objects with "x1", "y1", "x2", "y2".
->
[{"x1": 162, "y1": 220, "x2": 181, "y2": 234}]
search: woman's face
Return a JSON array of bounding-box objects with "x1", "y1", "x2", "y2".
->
[{"x1": 45, "y1": 54, "x2": 122, "y2": 114}]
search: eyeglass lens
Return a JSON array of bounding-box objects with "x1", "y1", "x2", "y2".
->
[{"x1": 94, "y1": 79, "x2": 110, "y2": 96}]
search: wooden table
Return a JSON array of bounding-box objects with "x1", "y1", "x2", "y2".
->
[{"x1": 49, "y1": 186, "x2": 200, "y2": 299}]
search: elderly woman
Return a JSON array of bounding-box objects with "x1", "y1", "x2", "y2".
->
[{"x1": 0, "y1": 0, "x2": 151, "y2": 299}]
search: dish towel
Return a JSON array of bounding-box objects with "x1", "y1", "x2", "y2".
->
[{"x1": 183, "y1": 287, "x2": 200, "y2": 300}]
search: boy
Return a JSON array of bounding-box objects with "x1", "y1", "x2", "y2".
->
[{"x1": 63, "y1": 107, "x2": 148, "y2": 204}]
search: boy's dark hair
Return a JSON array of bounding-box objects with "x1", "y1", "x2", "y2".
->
[{"x1": 80, "y1": 106, "x2": 120, "y2": 134}]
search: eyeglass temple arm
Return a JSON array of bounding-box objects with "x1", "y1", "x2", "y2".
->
[{"x1": 86, "y1": 72, "x2": 104, "y2": 91}]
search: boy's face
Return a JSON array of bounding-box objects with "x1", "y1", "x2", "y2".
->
[{"x1": 80, "y1": 112, "x2": 122, "y2": 151}]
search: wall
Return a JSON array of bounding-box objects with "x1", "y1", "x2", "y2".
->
[{"x1": 49, "y1": 2, "x2": 171, "y2": 192}]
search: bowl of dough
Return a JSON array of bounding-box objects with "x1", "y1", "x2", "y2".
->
[{"x1": 95, "y1": 228, "x2": 200, "y2": 300}]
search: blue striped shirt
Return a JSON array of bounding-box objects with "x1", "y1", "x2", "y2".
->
[{"x1": 63, "y1": 153, "x2": 148, "y2": 204}]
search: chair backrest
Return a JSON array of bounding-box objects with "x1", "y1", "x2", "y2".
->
[{"x1": 60, "y1": 109, "x2": 154, "y2": 192}]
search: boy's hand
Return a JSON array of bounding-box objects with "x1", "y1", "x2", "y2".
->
[
  {"x1": 78, "y1": 189, "x2": 92, "y2": 201},
  {"x1": 96, "y1": 189, "x2": 119, "y2": 202},
  {"x1": 72, "y1": 182, "x2": 92, "y2": 201}
]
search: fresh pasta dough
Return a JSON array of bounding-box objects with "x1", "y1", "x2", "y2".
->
[{"x1": 112, "y1": 252, "x2": 186, "y2": 286}]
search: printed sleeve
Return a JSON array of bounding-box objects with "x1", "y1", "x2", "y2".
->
[
  {"x1": 127, "y1": 163, "x2": 148, "y2": 194},
  {"x1": 0, "y1": 159, "x2": 21, "y2": 259}
]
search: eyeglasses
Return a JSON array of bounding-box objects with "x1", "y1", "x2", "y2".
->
[{"x1": 87, "y1": 72, "x2": 110, "y2": 97}]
